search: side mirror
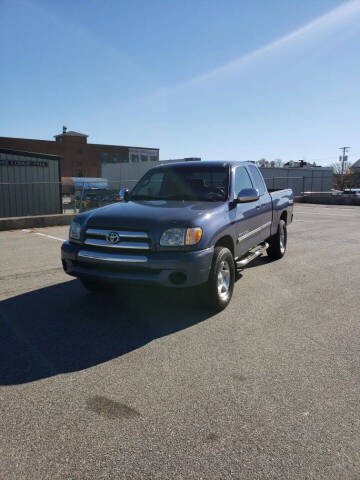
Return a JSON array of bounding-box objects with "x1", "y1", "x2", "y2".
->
[
  {"x1": 118, "y1": 188, "x2": 129, "y2": 201},
  {"x1": 236, "y1": 188, "x2": 259, "y2": 203}
]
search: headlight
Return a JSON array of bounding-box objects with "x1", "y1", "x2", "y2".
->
[
  {"x1": 160, "y1": 227, "x2": 202, "y2": 246},
  {"x1": 69, "y1": 221, "x2": 81, "y2": 241}
]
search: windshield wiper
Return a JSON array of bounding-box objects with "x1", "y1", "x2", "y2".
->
[
  {"x1": 130, "y1": 195, "x2": 162, "y2": 201},
  {"x1": 160, "y1": 194, "x2": 196, "y2": 200}
]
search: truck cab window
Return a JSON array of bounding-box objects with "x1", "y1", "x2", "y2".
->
[
  {"x1": 234, "y1": 167, "x2": 253, "y2": 197},
  {"x1": 248, "y1": 165, "x2": 266, "y2": 195},
  {"x1": 130, "y1": 166, "x2": 228, "y2": 201},
  {"x1": 132, "y1": 172, "x2": 164, "y2": 198}
]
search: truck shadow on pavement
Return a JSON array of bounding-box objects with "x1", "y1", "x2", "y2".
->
[{"x1": 0, "y1": 280, "x2": 214, "y2": 385}]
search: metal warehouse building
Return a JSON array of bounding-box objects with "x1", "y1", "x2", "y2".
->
[{"x1": 0, "y1": 148, "x2": 62, "y2": 218}]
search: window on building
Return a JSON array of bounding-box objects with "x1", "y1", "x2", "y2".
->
[
  {"x1": 121, "y1": 157, "x2": 129, "y2": 163},
  {"x1": 150, "y1": 156, "x2": 157, "y2": 162},
  {"x1": 234, "y1": 167, "x2": 253, "y2": 197},
  {"x1": 101, "y1": 152, "x2": 109, "y2": 164},
  {"x1": 131, "y1": 154, "x2": 139, "y2": 163},
  {"x1": 248, "y1": 165, "x2": 266, "y2": 195},
  {"x1": 141, "y1": 154, "x2": 148, "y2": 162},
  {"x1": 113, "y1": 153, "x2": 119, "y2": 163}
]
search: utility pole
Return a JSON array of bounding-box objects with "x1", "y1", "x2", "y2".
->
[{"x1": 339, "y1": 146, "x2": 350, "y2": 190}]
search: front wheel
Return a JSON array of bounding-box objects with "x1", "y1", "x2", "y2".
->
[
  {"x1": 267, "y1": 219, "x2": 287, "y2": 260},
  {"x1": 202, "y1": 246, "x2": 235, "y2": 311}
]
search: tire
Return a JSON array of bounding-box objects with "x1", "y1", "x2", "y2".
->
[
  {"x1": 80, "y1": 278, "x2": 110, "y2": 293},
  {"x1": 202, "y1": 246, "x2": 235, "y2": 311},
  {"x1": 267, "y1": 219, "x2": 287, "y2": 260}
]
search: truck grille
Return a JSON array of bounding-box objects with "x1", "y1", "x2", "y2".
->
[
  {"x1": 84, "y1": 228, "x2": 150, "y2": 251},
  {"x1": 77, "y1": 228, "x2": 151, "y2": 264}
]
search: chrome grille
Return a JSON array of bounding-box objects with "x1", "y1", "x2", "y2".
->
[
  {"x1": 86, "y1": 228, "x2": 148, "y2": 239},
  {"x1": 84, "y1": 238, "x2": 150, "y2": 250},
  {"x1": 82, "y1": 227, "x2": 151, "y2": 253}
]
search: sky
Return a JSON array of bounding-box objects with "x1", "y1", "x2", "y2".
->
[{"x1": 1, "y1": 0, "x2": 360, "y2": 165}]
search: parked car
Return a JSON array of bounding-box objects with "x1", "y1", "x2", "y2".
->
[
  {"x1": 62, "y1": 161, "x2": 293, "y2": 310},
  {"x1": 75, "y1": 188, "x2": 119, "y2": 210},
  {"x1": 342, "y1": 188, "x2": 360, "y2": 199}
]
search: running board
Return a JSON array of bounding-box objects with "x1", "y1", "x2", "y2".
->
[{"x1": 236, "y1": 242, "x2": 269, "y2": 269}]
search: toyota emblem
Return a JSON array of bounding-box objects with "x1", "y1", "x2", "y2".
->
[{"x1": 107, "y1": 231, "x2": 120, "y2": 244}]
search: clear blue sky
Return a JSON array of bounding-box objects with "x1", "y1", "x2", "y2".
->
[{"x1": 1, "y1": 0, "x2": 360, "y2": 165}]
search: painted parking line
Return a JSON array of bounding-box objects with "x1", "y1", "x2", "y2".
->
[
  {"x1": 294, "y1": 212, "x2": 354, "y2": 217},
  {"x1": 295, "y1": 207, "x2": 359, "y2": 212},
  {"x1": 22, "y1": 229, "x2": 65, "y2": 242}
]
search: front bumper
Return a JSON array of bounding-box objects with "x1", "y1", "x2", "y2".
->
[{"x1": 61, "y1": 241, "x2": 214, "y2": 288}]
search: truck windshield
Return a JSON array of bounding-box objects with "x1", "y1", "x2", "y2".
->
[{"x1": 130, "y1": 166, "x2": 229, "y2": 201}]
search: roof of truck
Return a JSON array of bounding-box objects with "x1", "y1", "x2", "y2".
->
[{"x1": 158, "y1": 160, "x2": 252, "y2": 168}]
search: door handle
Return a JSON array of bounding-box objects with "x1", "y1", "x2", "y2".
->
[{"x1": 256, "y1": 205, "x2": 260, "y2": 209}]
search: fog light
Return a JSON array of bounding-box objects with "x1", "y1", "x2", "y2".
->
[{"x1": 169, "y1": 272, "x2": 187, "y2": 285}]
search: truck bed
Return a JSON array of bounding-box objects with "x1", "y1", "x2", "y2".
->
[{"x1": 269, "y1": 188, "x2": 294, "y2": 235}]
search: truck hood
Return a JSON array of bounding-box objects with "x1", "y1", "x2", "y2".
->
[{"x1": 84, "y1": 200, "x2": 226, "y2": 230}]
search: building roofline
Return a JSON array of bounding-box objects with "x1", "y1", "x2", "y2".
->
[
  {"x1": 54, "y1": 131, "x2": 88, "y2": 138},
  {"x1": 0, "y1": 136, "x2": 159, "y2": 151},
  {"x1": 90, "y1": 143, "x2": 159, "y2": 150},
  {"x1": 0, "y1": 148, "x2": 62, "y2": 160}
]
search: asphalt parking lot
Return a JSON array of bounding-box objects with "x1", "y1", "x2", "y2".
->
[{"x1": 1, "y1": 203, "x2": 360, "y2": 479}]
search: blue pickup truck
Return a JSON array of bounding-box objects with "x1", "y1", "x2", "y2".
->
[{"x1": 61, "y1": 161, "x2": 293, "y2": 310}]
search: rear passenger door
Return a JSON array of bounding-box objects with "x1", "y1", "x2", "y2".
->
[{"x1": 247, "y1": 165, "x2": 272, "y2": 245}]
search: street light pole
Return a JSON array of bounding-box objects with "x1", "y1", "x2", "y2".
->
[{"x1": 339, "y1": 146, "x2": 350, "y2": 190}]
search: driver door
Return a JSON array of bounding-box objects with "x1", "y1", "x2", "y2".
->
[{"x1": 233, "y1": 166, "x2": 262, "y2": 258}]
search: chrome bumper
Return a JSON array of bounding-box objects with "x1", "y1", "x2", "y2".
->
[
  {"x1": 77, "y1": 250, "x2": 148, "y2": 263},
  {"x1": 61, "y1": 241, "x2": 214, "y2": 288}
]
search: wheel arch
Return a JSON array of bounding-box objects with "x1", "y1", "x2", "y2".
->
[
  {"x1": 280, "y1": 210, "x2": 288, "y2": 223},
  {"x1": 214, "y1": 235, "x2": 235, "y2": 258}
]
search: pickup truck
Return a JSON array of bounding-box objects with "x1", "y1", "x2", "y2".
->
[{"x1": 61, "y1": 161, "x2": 293, "y2": 310}]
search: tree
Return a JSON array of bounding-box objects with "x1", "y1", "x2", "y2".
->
[
  {"x1": 256, "y1": 158, "x2": 269, "y2": 168},
  {"x1": 273, "y1": 158, "x2": 284, "y2": 167},
  {"x1": 330, "y1": 161, "x2": 352, "y2": 175},
  {"x1": 330, "y1": 161, "x2": 353, "y2": 189}
]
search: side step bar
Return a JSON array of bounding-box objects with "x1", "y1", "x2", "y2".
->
[{"x1": 236, "y1": 242, "x2": 269, "y2": 269}]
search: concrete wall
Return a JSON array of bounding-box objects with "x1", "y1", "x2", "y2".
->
[{"x1": 0, "y1": 149, "x2": 61, "y2": 218}]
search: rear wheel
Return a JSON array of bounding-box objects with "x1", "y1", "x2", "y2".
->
[
  {"x1": 267, "y1": 219, "x2": 287, "y2": 260},
  {"x1": 202, "y1": 246, "x2": 235, "y2": 311}
]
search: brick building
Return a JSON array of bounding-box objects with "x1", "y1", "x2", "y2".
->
[{"x1": 0, "y1": 127, "x2": 159, "y2": 178}]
